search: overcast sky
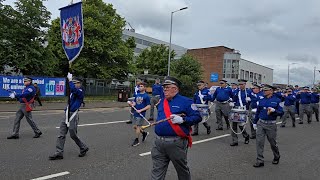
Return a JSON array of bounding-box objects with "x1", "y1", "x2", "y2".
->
[{"x1": 4, "y1": 0, "x2": 320, "y2": 86}]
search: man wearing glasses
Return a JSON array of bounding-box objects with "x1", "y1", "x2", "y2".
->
[
  {"x1": 253, "y1": 84, "x2": 283, "y2": 168},
  {"x1": 280, "y1": 88, "x2": 296, "y2": 127},
  {"x1": 192, "y1": 80, "x2": 211, "y2": 136},
  {"x1": 151, "y1": 76, "x2": 201, "y2": 180},
  {"x1": 211, "y1": 79, "x2": 233, "y2": 130},
  {"x1": 7, "y1": 77, "x2": 42, "y2": 139}
]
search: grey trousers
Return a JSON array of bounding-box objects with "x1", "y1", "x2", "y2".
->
[
  {"x1": 150, "y1": 96, "x2": 160, "y2": 120},
  {"x1": 193, "y1": 121, "x2": 210, "y2": 134},
  {"x1": 299, "y1": 104, "x2": 311, "y2": 123},
  {"x1": 249, "y1": 110, "x2": 256, "y2": 137},
  {"x1": 231, "y1": 122, "x2": 249, "y2": 143},
  {"x1": 151, "y1": 138, "x2": 190, "y2": 180},
  {"x1": 215, "y1": 102, "x2": 230, "y2": 129},
  {"x1": 310, "y1": 103, "x2": 319, "y2": 121},
  {"x1": 55, "y1": 112, "x2": 87, "y2": 155},
  {"x1": 12, "y1": 104, "x2": 41, "y2": 136},
  {"x1": 281, "y1": 105, "x2": 296, "y2": 125},
  {"x1": 256, "y1": 121, "x2": 280, "y2": 163}
]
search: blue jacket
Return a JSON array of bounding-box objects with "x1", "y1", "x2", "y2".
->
[
  {"x1": 311, "y1": 92, "x2": 319, "y2": 103},
  {"x1": 68, "y1": 82, "x2": 84, "y2": 112},
  {"x1": 249, "y1": 91, "x2": 264, "y2": 109},
  {"x1": 211, "y1": 87, "x2": 233, "y2": 102},
  {"x1": 296, "y1": 92, "x2": 311, "y2": 104},
  {"x1": 232, "y1": 88, "x2": 251, "y2": 107},
  {"x1": 155, "y1": 94, "x2": 202, "y2": 137},
  {"x1": 283, "y1": 94, "x2": 296, "y2": 106},
  {"x1": 133, "y1": 92, "x2": 151, "y2": 117},
  {"x1": 193, "y1": 88, "x2": 211, "y2": 104},
  {"x1": 254, "y1": 94, "x2": 283, "y2": 124},
  {"x1": 16, "y1": 84, "x2": 36, "y2": 103},
  {"x1": 152, "y1": 84, "x2": 163, "y2": 96}
]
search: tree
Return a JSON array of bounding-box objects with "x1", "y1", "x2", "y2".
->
[
  {"x1": 135, "y1": 44, "x2": 175, "y2": 76},
  {"x1": 0, "y1": 0, "x2": 53, "y2": 75},
  {"x1": 171, "y1": 54, "x2": 203, "y2": 97},
  {"x1": 47, "y1": 0, "x2": 135, "y2": 79}
]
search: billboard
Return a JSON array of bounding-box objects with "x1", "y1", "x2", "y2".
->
[
  {"x1": 0, "y1": 76, "x2": 66, "y2": 97},
  {"x1": 210, "y1": 73, "x2": 219, "y2": 82}
]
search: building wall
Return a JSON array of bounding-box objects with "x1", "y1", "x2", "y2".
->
[
  {"x1": 187, "y1": 46, "x2": 235, "y2": 86},
  {"x1": 239, "y1": 59, "x2": 273, "y2": 85},
  {"x1": 122, "y1": 29, "x2": 187, "y2": 58}
]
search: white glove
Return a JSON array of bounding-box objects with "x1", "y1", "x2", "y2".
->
[
  {"x1": 9, "y1": 92, "x2": 16, "y2": 99},
  {"x1": 170, "y1": 114, "x2": 184, "y2": 124},
  {"x1": 229, "y1": 102, "x2": 235, "y2": 107},
  {"x1": 67, "y1": 72, "x2": 73, "y2": 81},
  {"x1": 268, "y1": 107, "x2": 275, "y2": 112},
  {"x1": 229, "y1": 98, "x2": 233, "y2": 102},
  {"x1": 251, "y1": 108, "x2": 257, "y2": 113},
  {"x1": 253, "y1": 124, "x2": 257, "y2": 130},
  {"x1": 246, "y1": 97, "x2": 251, "y2": 102}
]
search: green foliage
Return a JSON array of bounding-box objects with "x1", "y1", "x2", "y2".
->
[
  {"x1": 0, "y1": 0, "x2": 54, "y2": 76},
  {"x1": 47, "y1": 0, "x2": 135, "y2": 79},
  {"x1": 135, "y1": 44, "x2": 175, "y2": 76},
  {"x1": 171, "y1": 54, "x2": 203, "y2": 97}
]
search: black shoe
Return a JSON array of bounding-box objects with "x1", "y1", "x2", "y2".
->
[
  {"x1": 33, "y1": 132, "x2": 42, "y2": 138},
  {"x1": 293, "y1": 123, "x2": 296, "y2": 127},
  {"x1": 216, "y1": 127, "x2": 223, "y2": 130},
  {"x1": 191, "y1": 132, "x2": 199, "y2": 136},
  {"x1": 307, "y1": 121, "x2": 311, "y2": 124},
  {"x1": 227, "y1": 124, "x2": 230, "y2": 129},
  {"x1": 298, "y1": 122, "x2": 303, "y2": 124},
  {"x1": 132, "y1": 138, "x2": 140, "y2": 147},
  {"x1": 244, "y1": 137, "x2": 250, "y2": 144},
  {"x1": 79, "y1": 147, "x2": 89, "y2": 157},
  {"x1": 49, "y1": 154, "x2": 63, "y2": 160},
  {"x1": 7, "y1": 135, "x2": 19, "y2": 139},
  {"x1": 230, "y1": 142, "x2": 238, "y2": 146},
  {"x1": 272, "y1": 157, "x2": 280, "y2": 164},
  {"x1": 317, "y1": 120, "x2": 319, "y2": 122},
  {"x1": 142, "y1": 132, "x2": 149, "y2": 142},
  {"x1": 126, "y1": 121, "x2": 132, "y2": 124},
  {"x1": 250, "y1": 136, "x2": 256, "y2": 139},
  {"x1": 280, "y1": 125, "x2": 285, "y2": 128},
  {"x1": 207, "y1": 126, "x2": 211, "y2": 135},
  {"x1": 253, "y1": 162, "x2": 264, "y2": 168},
  {"x1": 148, "y1": 118, "x2": 154, "y2": 122}
]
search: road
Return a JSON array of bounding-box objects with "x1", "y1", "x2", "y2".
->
[{"x1": 0, "y1": 106, "x2": 319, "y2": 180}]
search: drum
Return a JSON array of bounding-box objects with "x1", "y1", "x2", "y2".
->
[
  {"x1": 128, "y1": 97, "x2": 135, "y2": 101},
  {"x1": 229, "y1": 107, "x2": 248, "y2": 123},
  {"x1": 193, "y1": 104, "x2": 209, "y2": 123}
]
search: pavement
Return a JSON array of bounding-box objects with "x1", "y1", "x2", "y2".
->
[{"x1": 0, "y1": 104, "x2": 320, "y2": 180}]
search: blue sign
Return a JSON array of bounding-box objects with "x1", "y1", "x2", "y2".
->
[
  {"x1": 210, "y1": 73, "x2": 219, "y2": 82},
  {"x1": 0, "y1": 76, "x2": 66, "y2": 97},
  {"x1": 60, "y1": 2, "x2": 84, "y2": 63}
]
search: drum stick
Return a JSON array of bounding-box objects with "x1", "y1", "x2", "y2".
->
[
  {"x1": 141, "y1": 113, "x2": 185, "y2": 130},
  {"x1": 127, "y1": 101, "x2": 151, "y2": 125}
]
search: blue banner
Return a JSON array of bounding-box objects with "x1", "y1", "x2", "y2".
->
[
  {"x1": 0, "y1": 76, "x2": 66, "y2": 97},
  {"x1": 210, "y1": 73, "x2": 219, "y2": 82},
  {"x1": 60, "y1": 2, "x2": 84, "y2": 63}
]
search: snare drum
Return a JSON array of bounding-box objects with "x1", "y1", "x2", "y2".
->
[
  {"x1": 229, "y1": 108, "x2": 248, "y2": 123},
  {"x1": 193, "y1": 104, "x2": 209, "y2": 123}
]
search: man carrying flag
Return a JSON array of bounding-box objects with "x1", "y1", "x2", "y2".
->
[{"x1": 151, "y1": 76, "x2": 201, "y2": 180}]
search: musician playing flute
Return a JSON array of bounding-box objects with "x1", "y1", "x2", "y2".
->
[{"x1": 151, "y1": 76, "x2": 201, "y2": 180}]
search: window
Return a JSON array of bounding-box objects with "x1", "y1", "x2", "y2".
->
[
  {"x1": 245, "y1": 71, "x2": 249, "y2": 80},
  {"x1": 135, "y1": 38, "x2": 143, "y2": 44},
  {"x1": 258, "y1": 74, "x2": 262, "y2": 84},
  {"x1": 240, "y1": 69, "x2": 244, "y2": 79},
  {"x1": 223, "y1": 59, "x2": 239, "y2": 80},
  {"x1": 250, "y1": 72, "x2": 253, "y2": 82}
]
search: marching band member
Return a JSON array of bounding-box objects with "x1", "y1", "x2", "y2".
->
[
  {"x1": 192, "y1": 80, "x2": 211, "y2": 136},
  {"x1": 211, "y1": 79, "x2": 232, "y2": 130},
  {"x1": 296, "y1": 86, "x2": 312, "y2": 124},
  {"x1": 128, "y1": 82, "x2": 151, "y2": 147},
  {"x1": 229, "y1": 79, "x2": 250, "y2": 146},
  {"x1": 280, "y1": 88, "x2": 297, "y2": 127},
  {"x1": 253, "y1": 84, "x2": 283, "y2": 168},
  {"x1": 293, "y1": 85, "x2": 300, "y2": 116},
  {"x1": 248, "y1": 84, "x2": 264, "y2": 139},
  {"x1": 149, "y1": 78, "x2": 162, "y2": 121},
  {"x1": 231, "y1": 82, "x2": 238, "y2": 93},
  {"x1": 151, "y1": 76, "x2": 201, "y2": 180},
  {"x1": 310, "y1": 88, "x2": 319, "y2": 122},
  {"x1": 127, "y1": 79, "x2": 142, "y2": 124},
  {"x1": 7, "y1": 77, "x2": 42, "y2": 139},
  {"x1": 49, "y1": 74, "x2": 88, "y2": 160}
]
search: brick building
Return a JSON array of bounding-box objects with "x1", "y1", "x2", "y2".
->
[{"x1": 187, "y1": 46, "x2": 273, "y2": 87}]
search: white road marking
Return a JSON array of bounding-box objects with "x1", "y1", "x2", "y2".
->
[
  {"x1": 139, "y1": 134, "x2": 231, "y2": 157},
  {"x1": 55, "y1": 120, "x2": 130, "y2": 128},
  {"x1": 30, "y1": 171, "x2": 70, "y2": 180}
]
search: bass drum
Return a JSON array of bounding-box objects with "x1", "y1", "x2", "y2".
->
[{"x1": 193, "y1": 104, "x2": 209, "y2": 123}]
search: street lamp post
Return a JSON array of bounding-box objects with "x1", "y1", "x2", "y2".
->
[
  {"x1": 313, "y1": 66, "x2": 320, "y2": 86},
  {"x1": 167, "y1": 7, "x2": 188, "y2": 76},
  {"x1": 288, "y1": 63, "x2": 297, "y2": 86}
]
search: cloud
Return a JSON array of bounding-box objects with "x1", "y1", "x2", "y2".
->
[{"x1": 286, "y1": 54, "x2": 319, "y2": 65}]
